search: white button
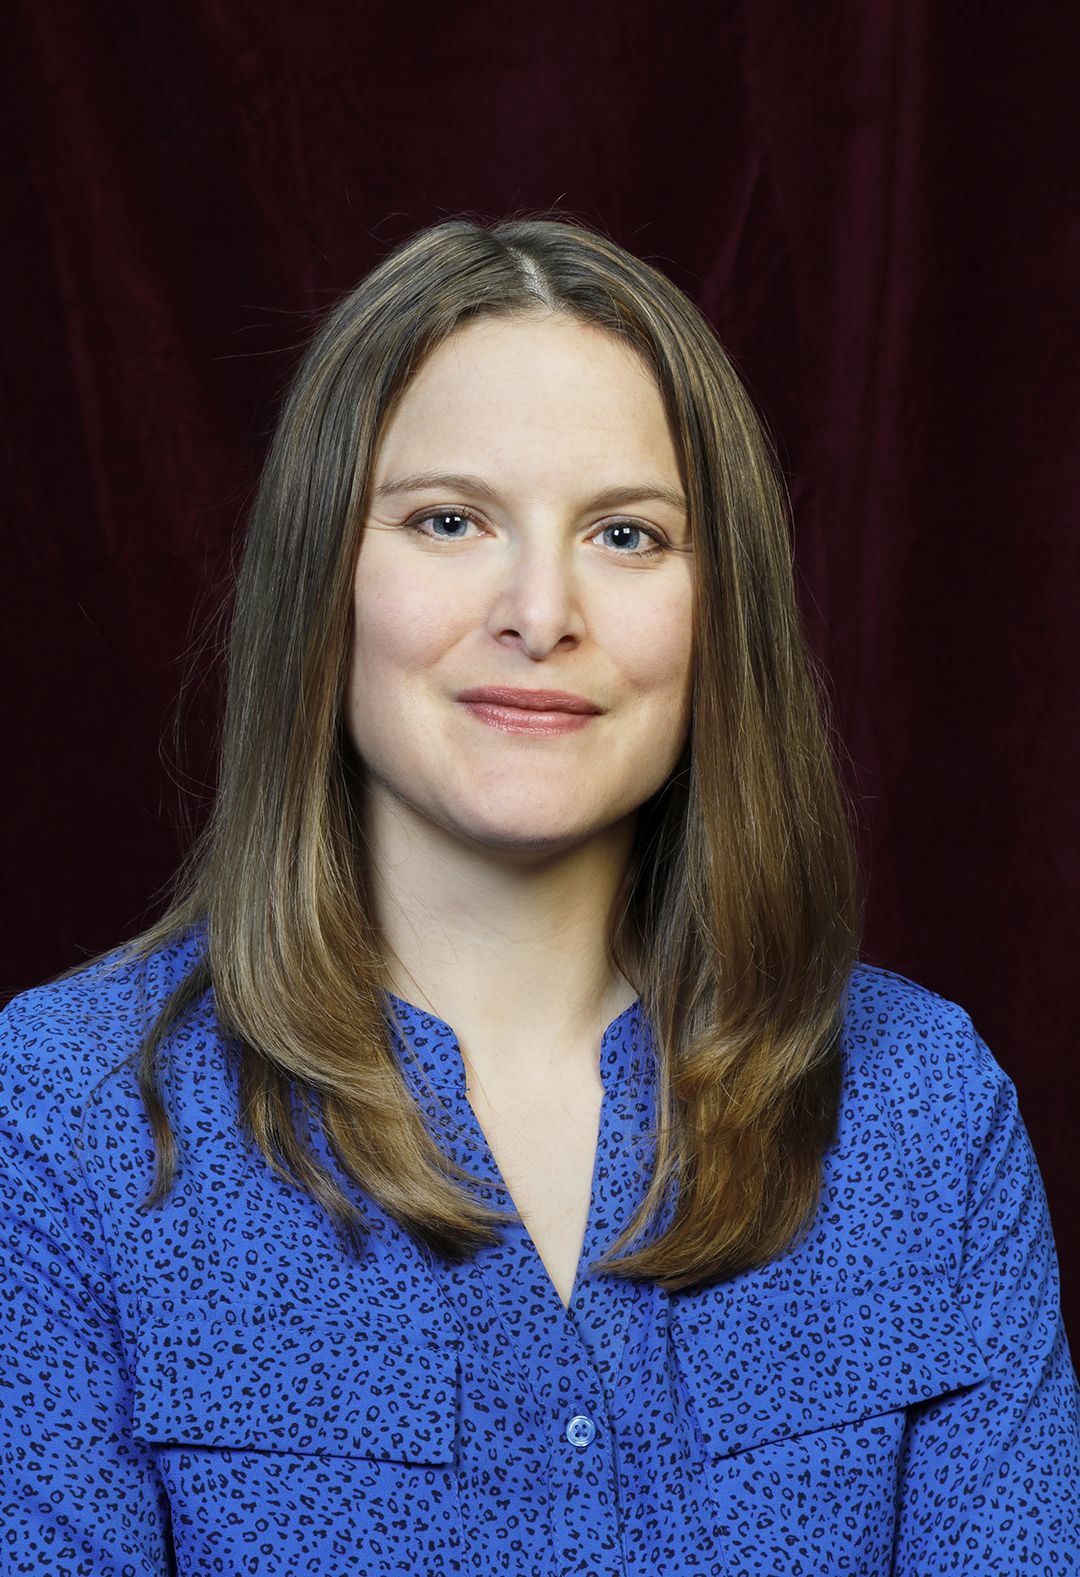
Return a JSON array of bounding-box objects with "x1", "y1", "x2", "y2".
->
[{"x1": 565, "y1": 1414, "x2": 595, "y2": 1447}]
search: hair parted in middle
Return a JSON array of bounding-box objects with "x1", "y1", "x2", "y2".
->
[{"x1": 102, "y1": 209, "x2": 863, "y2": 1294}]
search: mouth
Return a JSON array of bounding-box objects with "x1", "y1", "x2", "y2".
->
[
  {"x1": 456, "y1": 689, "x2": 602, "y2": 736},
  {"x1": 455, "y1": 686, "x2": 603, "y2": 715}
]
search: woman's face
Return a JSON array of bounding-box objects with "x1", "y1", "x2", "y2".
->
[{"x1": 346, "y1": 310, "x2": 694, "y2": 858}]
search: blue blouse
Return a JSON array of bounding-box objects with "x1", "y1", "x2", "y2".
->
[{"x1": 1, "y1": 925, "x2": 1077, "y2": 1575}]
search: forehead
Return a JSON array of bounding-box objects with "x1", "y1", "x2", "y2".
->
[{"x1": 374, "y1": 313, "x2": 679, "y2": 480}]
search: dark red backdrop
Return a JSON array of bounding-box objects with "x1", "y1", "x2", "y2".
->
[{"x1": 3, "y1": 2, "x2": 1078, "y2": 1339}]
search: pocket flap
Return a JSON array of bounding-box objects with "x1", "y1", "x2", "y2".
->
[
  {"x1": 132, "y1": 1309, "x2": 460, "y2": 1464},
  {"x1": 670, "y1": 1260, "x2": 991, "y2": 1459}
]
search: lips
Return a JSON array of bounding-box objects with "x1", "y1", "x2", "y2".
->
[{"x1": 456, "y1": 686, "x2": 603, "y2": 714}]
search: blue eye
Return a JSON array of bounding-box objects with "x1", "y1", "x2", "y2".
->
[
  {"x1": 409, "y1": 511, "x2": 475, "y2": 540},
  {"x1": 403, "y1": 508, "x2": 666, "y2": 559},
  {"x1": 596, "y1": 522, "x2": 663, "y2": 557}
]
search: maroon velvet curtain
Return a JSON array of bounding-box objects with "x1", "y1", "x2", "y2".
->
[{"x1": 3, "y1": 2, "x2": 1078, "y2": 1337}]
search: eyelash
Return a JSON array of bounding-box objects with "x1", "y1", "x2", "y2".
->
[{"x1": 401, "y1": 507, "x2": 667, "y2": 560}]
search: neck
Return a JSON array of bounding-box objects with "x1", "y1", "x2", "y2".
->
[{"x1": 368, "y1": 794, "x2": 639, "y2": 1090}]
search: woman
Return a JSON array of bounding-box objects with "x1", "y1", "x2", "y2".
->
[{"x1": 2, "y1": 214, "x2": 1077, "y2": 1575}]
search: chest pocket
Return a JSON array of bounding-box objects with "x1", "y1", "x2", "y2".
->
[
  {"x1": 669, "y1": 1259, "x2": 992, "y2": 1459},
  {"x1": 131, "y1": 1308, "x2": 461, "y2": 1464}
]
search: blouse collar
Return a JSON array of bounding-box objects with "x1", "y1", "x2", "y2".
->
[{"x1": 381, "y1": 991, "x2": 652, "y2": 1100}]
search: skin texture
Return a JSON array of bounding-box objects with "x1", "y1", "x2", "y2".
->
[{"x1": 345, "y1": 309, "x2": 694, "y2": 1094}]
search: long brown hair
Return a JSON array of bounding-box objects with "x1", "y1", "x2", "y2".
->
[{"x1": 86, "y1": 212, "x2": 864, "y2": 1293}]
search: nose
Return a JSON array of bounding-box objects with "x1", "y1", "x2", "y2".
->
[{"x1": 485, "y1": 532, "x2": 587, "y2": 658}]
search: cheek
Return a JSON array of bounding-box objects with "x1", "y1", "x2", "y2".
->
[
  {"x1": 351, "y1": 569, "x2": 460, "y2": 680},
  {"x1": 346, "y1": 575, "x2": 448, "y2": 768},
  {"x1": 607, "y1": 592, "x2": 694, "y2": 696}
]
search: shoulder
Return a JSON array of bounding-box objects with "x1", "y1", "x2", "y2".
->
[
  {"x1": 0, "y1": 927, "x2": 211, "y2": 1325},
  {"x1": 845, "y1": 956, "x2": 973, "y2": 1040},
  {"x1": 843, "y1": 957, "x2": 1005, "y2": 1113},
  {"x1": 0, "y1": 924, "x2": 209, "y2": 1139},
  {"x1": 841, "y1": 960, "x2": 1023, "y2": 1221}
]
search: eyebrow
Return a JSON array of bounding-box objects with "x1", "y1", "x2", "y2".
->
[{"x1": 371, "y1": 469, "x2": 688, "y2": 515}]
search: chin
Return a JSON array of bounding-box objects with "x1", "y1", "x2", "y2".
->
[{"x1": 445, "y1": 810, "x2": 601, "y2": 857}]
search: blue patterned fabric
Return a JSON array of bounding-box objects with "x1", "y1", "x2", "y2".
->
[{"x1": 1, "y1": 924, "x2": 1078, "y2": 1574}]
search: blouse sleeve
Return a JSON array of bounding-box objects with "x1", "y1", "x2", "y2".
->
[
  {"x1": 0, "y1": 997, "x2": 174, "y2": 1574},
  {"x1": 892, "y1": 1010, "x2": 1080, "y2": 1574}
]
